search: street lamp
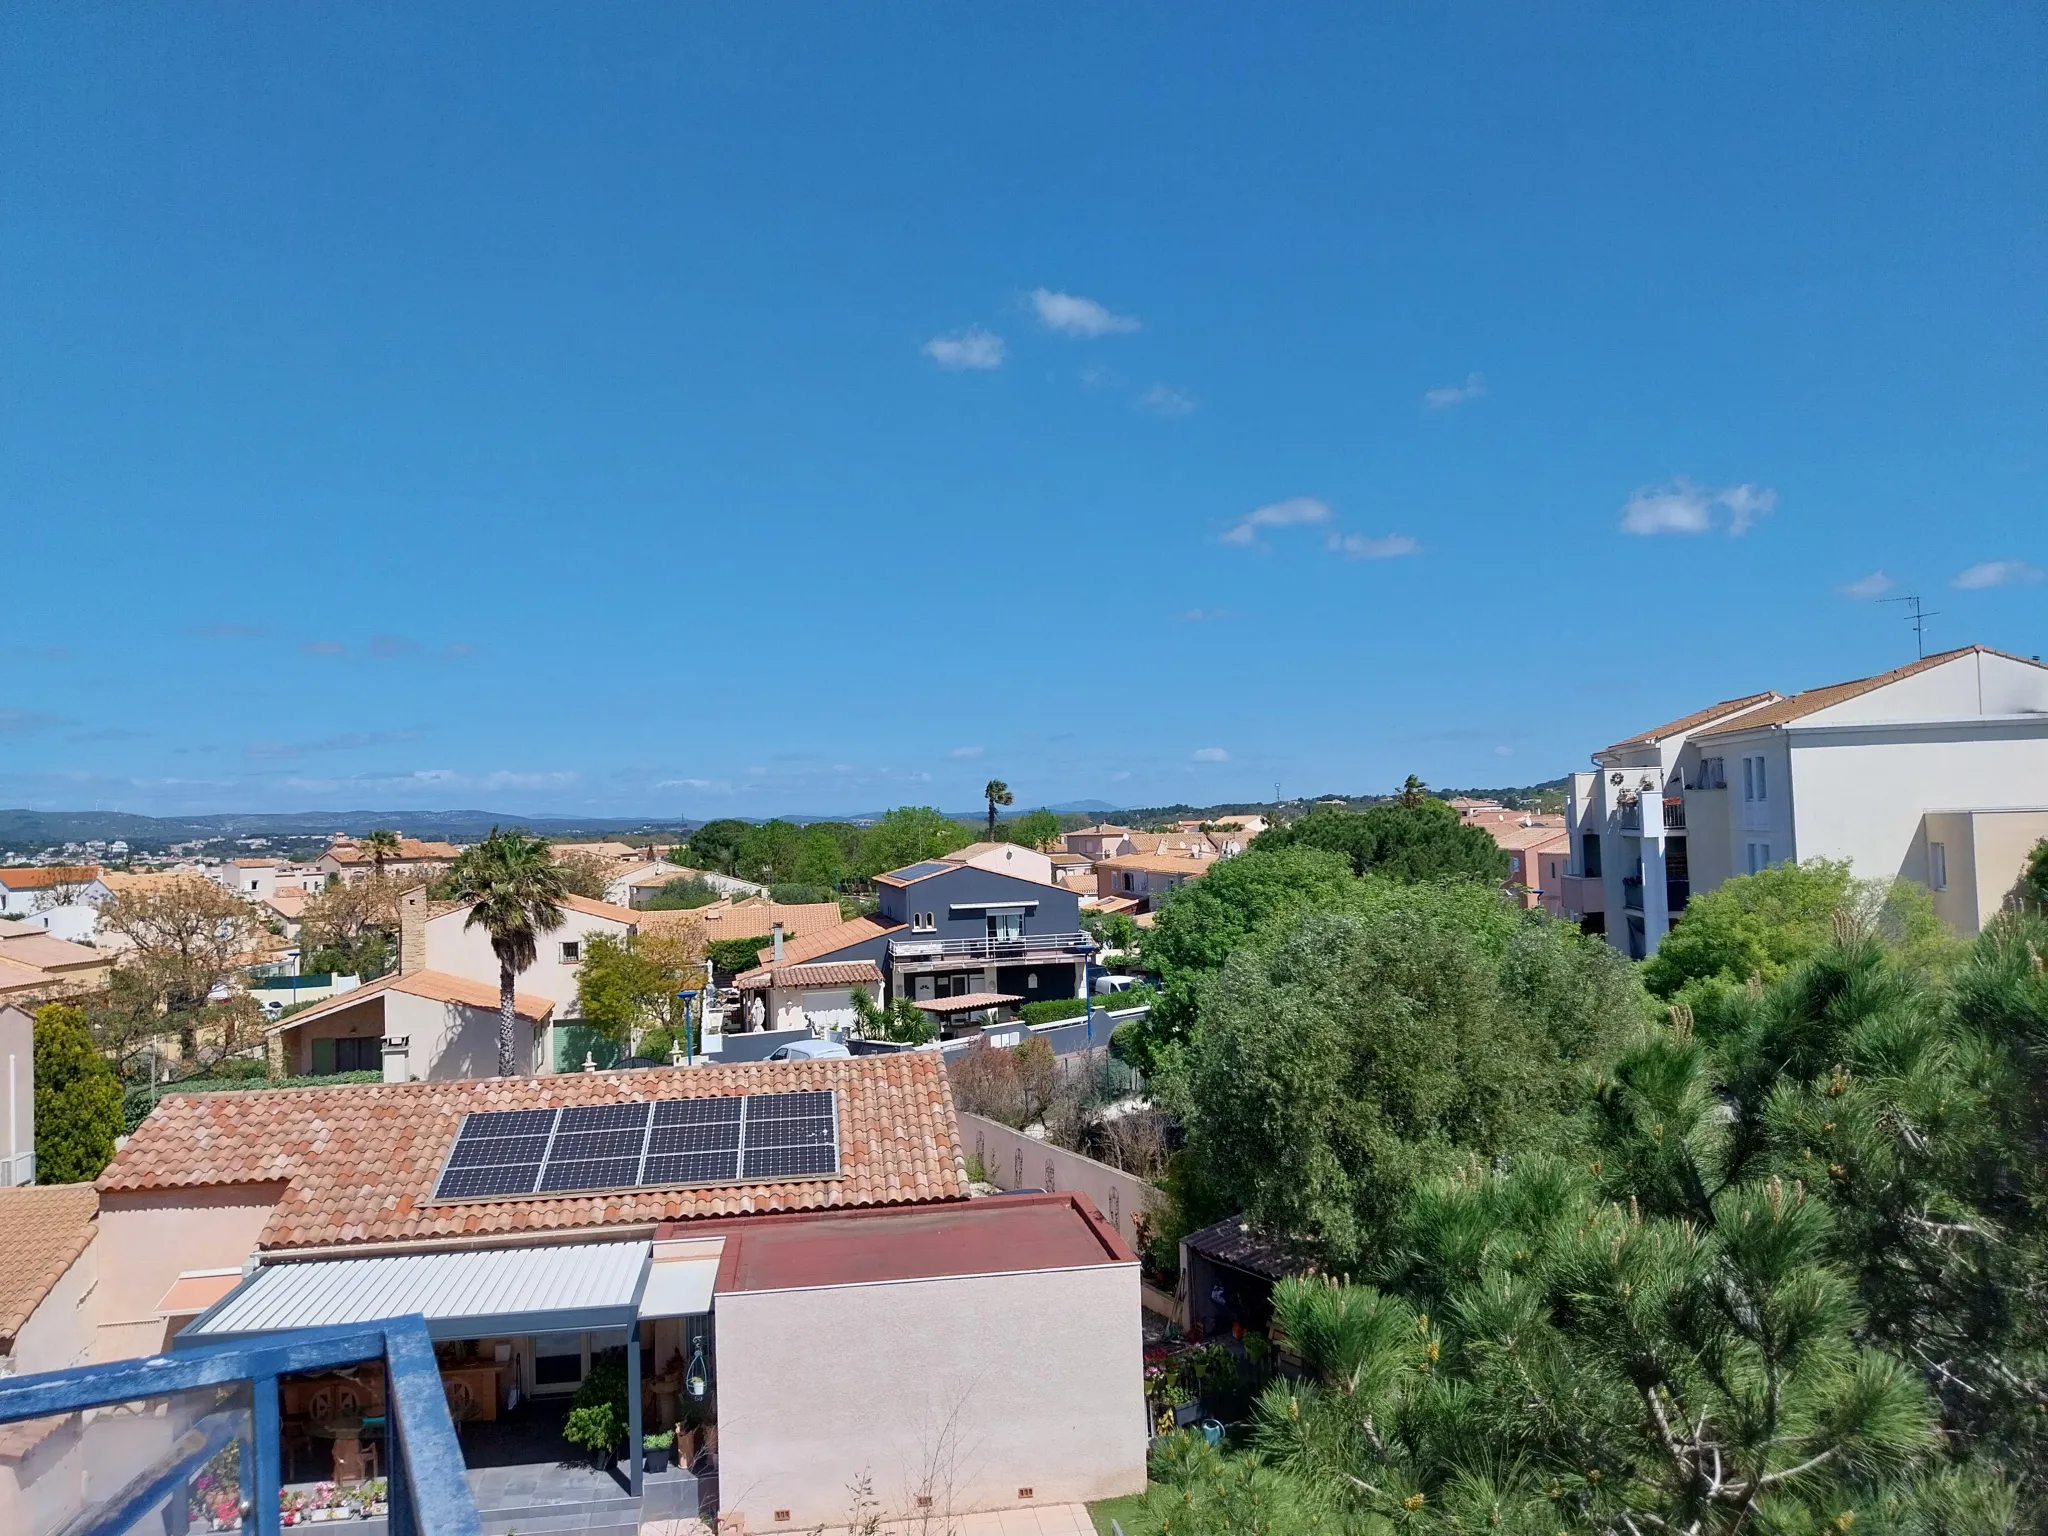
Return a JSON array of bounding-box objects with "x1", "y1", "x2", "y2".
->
[{"x1": 675, "y1": 989, "x2": 700, "y2": 1067}]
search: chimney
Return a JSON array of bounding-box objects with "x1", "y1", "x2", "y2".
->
[
  {"x1": 772, "y1": 921, "x2": 785, "y2": 963},
  {"x1": 400, "y1": 884, "x2": 429, "y2": 975}
]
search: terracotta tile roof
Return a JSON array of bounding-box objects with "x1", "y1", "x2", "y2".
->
[
  {"x1": 560, "y1": 893, "x2": 641, "y2": 924},
  {"x1": 1097, "y1": 853, "x2": 1215, "y2": 877},
  {"x1": 0, "y1": 1184, "x2": 97, "y2": 1346},
  {"x1": 911, "y1": 992, "x2": 1021, "y2": 1014},
  {"x1": 1600, "y1": 691, "x2": 1783, "y2": 756},
  {"x1": 0, "y1": 933, "x2": 106, "y2": 972},
  {"x1": 326, "y1": 839, "x2": 461, "y2": 865},
  {"x1": 99, "y1": 1054, "x2": 969, "y2": 1252},
  {"x1": 1691, "y1": 646, "x2": 2048, "y2": 738},
  {"x1": 0, "y1": 865, "x2": 101, "y2": 891},
  {"x1": 732, "y1": 959, "x2": 884, "y2": 990},
  {"x1": 264, "y1": 970, "x2": 555, "y2": 1034},
  {"x1": 100, "y1": 871, "x2": 211, "y2": 897},
  {"x1": 753, "y1": 913, "x2": 904, "y2": 967},
  {"x1": 233, "y1": 858, "x2": 277, "y2": 869},
  {"x1": 1066, "y1": 824, "x2": 1131, "y2": 837}
]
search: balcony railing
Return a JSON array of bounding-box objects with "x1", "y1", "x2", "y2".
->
[
  {"x1": 1617, "y1": 804, "x2": 1643, "y2": 833},
  {"x1": 0, "y1": 1315, "x2": 479, "y2": 1536},
  {"x1": 1622, "y1": 877, "x2": 1645, "y2": 912},
  {"x1": 1667, "y1": 880, "x2": 1691, "y2": 912},
  {"x1": 1663, "y1": 797, "x2": 1686, "y2": 831},
  {"x1": 889, "y1": 931, "x2": 1096, "y2": 964}
]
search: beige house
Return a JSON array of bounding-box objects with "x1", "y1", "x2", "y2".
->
[
  {"x1": 315, "y1": 836, "x2": 462, "y2": 887},
  {"x1": 0, "y1": 1185, "x2": 102, "y2": 1535},
  {"x1": 1095, "y1": 853, "x2": 1212, "y2": 914},
  {"x1": 88, "y1": 1056, "x2": 1145, "y2": 1529},
  {"x1": 1565, "y1": 645, "x2": 2048, "y2": 956},
  {"x1": 942, "y1": 840, "x2": 1056, "y2": 883},
  {"x1": 731, "y1": 958, "x2": 885, "y2": 1032},
  {"x1": 0, "y1": 932, "x2": 114, "y2": 1005},
  {"x1": 267, "y1": 888, "x2": 643, "y2": 1079}
]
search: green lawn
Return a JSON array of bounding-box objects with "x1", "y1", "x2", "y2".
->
[{"x1": 1088, "y1": 1489, "x2": 1153, "y2": 1535}]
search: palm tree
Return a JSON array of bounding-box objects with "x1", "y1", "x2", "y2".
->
[
  {"x1": 1398, "y1": 774, "x2": 1427, "y2": 809},
  {"x1": 361, "y1": 829, "x2": 402, "y2": 876},
  {"x1": 983, "y1": 779, "x2": 1013, "y2": 840},
  {"x1": 446, "y1": 827, "x2": 568, "y2": 1076}
]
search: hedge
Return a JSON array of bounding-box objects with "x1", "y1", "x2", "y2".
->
[
  {"x1": 707, "y1": 935, "x2": 773, "y2": 974},
  {"x1": 1019, "y1": 989, "x2": 1157, "y2": 1027}
]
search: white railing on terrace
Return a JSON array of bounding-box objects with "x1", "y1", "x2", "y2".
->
[{"x1": 888, "y1": 931, "x2": 1096, "y2": 961}]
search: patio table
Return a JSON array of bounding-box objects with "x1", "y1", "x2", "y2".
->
[{"x1": 307, "y1": 1416, "x2": 371, "y2": 1481}]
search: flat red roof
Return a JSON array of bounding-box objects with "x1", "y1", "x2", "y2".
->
[{"x1": 679, "y1": 1192, "x2": 1134, "y2": 1294}]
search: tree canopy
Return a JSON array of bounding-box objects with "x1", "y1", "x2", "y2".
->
[
  {"x1": 35, "y1": 1002, "x2": 123, "y2": 1182},
  {"x1": 849, "y1": 805, "x2": 975, "y2": 880},
  {"x1": 999, "y1": 808, "x2": 1061, "y2": 851},
  {"x1": 1252, "y1": 796, "x2": 1511, "y2": 883}
]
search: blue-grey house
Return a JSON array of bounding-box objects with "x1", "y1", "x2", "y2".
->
[{"x1": 739, "y1": 859, "x2": 1093, "y2": 1032}]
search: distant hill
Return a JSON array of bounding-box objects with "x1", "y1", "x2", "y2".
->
[
  {"x1": 1118, "y1": 777, "x2": 1568, "y2": 826},
  {"x1": 0, "y1": 808, "x2": 695, "y2": 853}
]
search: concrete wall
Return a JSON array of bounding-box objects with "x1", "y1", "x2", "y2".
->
[
  {"x1": 959, "y1": 1112, "x2": 1157, "y2": 1252},
  {"x1": 1782, "y1": 723, "x2": 2048, "y2": 903},
  {"x1": 382, "y1": 990, "x2": 536, "y2": 1082},
  {"x1": 0, "y1": 1005, "x2": 31, "y2": 1185},
  {"x1": 1923, "y1": 808, "x2": 2048, "y2": 933},
  {"x1": 715, "y1": 1262, "x2": 1145, "y2": 1528},
  {"x1": 94, "y1": 1184, "x2": 282, "y2": 1362}
]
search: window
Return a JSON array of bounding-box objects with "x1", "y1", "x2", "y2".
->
[
  {"x1": 1581, "y1": 833, "x2": 1603, "y2": 878},
  {"x1": 1743, "y1": 758, "x2": 1755, "y2": 801},
  {"x1": 1929, "y1": 841, "x2": 1947, "y2": 891},
  {"x1": 910, "y1": 910, "x2": 936, "y2": 932},
  {"x1": 1746, "y1": 843, "x2": 1774, "y2": 875},
  {"x1": 1698, "y1": 757, "x2": 1726, "y2": 789},
  {"x1": 987, "y1": 912, "x2": 1024, "y2": 942},
  {"x1": 559, "y1": 940, "x2": 581, "y2": 963},
  {"x1": 311, "y1": 1035, "x2": 379, "y2": 1075}
]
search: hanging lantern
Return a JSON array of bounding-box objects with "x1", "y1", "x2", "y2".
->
[{"x1": 686, "y1": 1343, "x2": 708, "y2": 1399}]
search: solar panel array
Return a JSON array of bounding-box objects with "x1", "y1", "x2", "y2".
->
[{"x1": 432, "y1": 1091, "x2": 839, "y2": 1202}]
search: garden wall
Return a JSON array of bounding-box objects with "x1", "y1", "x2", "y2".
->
[{"x1": 959, "y1": 1110, "x2": 1158, "y2": 1255}]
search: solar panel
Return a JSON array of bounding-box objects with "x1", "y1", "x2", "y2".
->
[
  {"x1": 432, "y1": 1089, "x2": 839, "y2": 1201},
  {"x1": 885, "y1": 860, "x2": 953, "y2": 881}
]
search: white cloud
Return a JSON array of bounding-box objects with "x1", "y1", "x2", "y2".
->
[
  {"x1": 1424, "y1": 373, "x2": 1485, "y2": 409},
  {"x1": 1191, "y1": 747, "x2": 1228, "y2": 763},
  {"x1": 1618, "y1": 477, "x2": 1777, "y2": 536},
  {"x1": 1327, "y1": 532, "x2": 1421, "y2": 560},
  {"x1": 1493, "y1": 745, "x2": 1514, "y2": 757},
  {"x1": 1222, "y1": 496, "x2": 1332, "y2": 547},
  {"x1": 1137, "y1": 384, "x2": 1197, "y2": 417},
  {"x1": 1952, "y1": 559, "x2": 2044, "y2": 590},
  {"x1": 1837, "y1": 571, "x2": 1894, "y2": 600},
  {"x1": 922, "y1": 327, "x2": 1005, "y2": 371},
  {"x1": 1030, "y1": 289, "x2": 1139, "y2": 337},
  {"x1": 947, "y1": 745, "x2": 985, "y2": 759}
]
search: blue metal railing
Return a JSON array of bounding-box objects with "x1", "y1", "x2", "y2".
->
[{"x1": 0, "y1": 1316, "x2": 479, "y2": 1536}]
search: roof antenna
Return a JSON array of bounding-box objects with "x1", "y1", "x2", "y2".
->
[{"x1": 1881, "y1": 593, "x2": 1939, "y2": 659}]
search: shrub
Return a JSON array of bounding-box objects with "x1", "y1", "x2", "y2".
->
[
  {"x1": 767, "y1": 883, "x2": 834, "y2": 906},
  {"x1": 1021, "y1": 997, "x2": 1088, "y2": 1025},
  {"x1": 562, "y1": 1351, "x2": 630, "y2": 1456},
  {"x1": 35, "y1": 1003, "x2": 123, "y2": 1182},
  {"x1": 640, "y1": 877, "x2": 722, "y2": 912},
  {"x1": 706, "y1": 935, "x2": 772, "y2": 974}
]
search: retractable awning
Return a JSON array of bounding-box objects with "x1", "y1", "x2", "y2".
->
[{"x1": 181, "y1": 1241, "x2": 652, "y2": 1342}]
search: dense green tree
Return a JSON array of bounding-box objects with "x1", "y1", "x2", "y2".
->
[
  {"x1": 639, "y1": 876, "x2": 721, "y2": 911},
  {"x1": 1642, "y1": 859, "x2": 1956, "y2": 1012},
  {"x1": 446, "y1": 827, "x2": 568, "y2": 1076},
  {"x1": 1165, "y1": 889, "x2": 1648, "y2": 1263},
  {"x1": 682, "y1": 819, "x2": 752, "y2": 876},
  {"x1": 999, "y1": 808, "x2": 1061, "y2": 851},
  {"x1": 35, "y1": 1002, "x2": 123, "y2": 1182},
  {"x1": 732, "y1": 820, "x2": 839, "y2": 887},
  {"x1": 2011, "y1": 836, "x2": 2048, "y2": 912},
  {"x1": 849, "y1": 806, "x2": 974, "y2": 880},
  {"x1": 1252, "y1": 796, "x2": 1510, "y2": 884}
]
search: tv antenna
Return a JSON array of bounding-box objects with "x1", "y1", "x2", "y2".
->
[{"x1": 1881, "y1": 594, "x2": 1939, "y2": 659}]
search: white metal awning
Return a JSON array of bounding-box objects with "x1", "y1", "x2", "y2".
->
[
  {"x1": 183, "y1": 1241, "x2": 652, "y2": 1342},
  {"x1": 638, "y1": 1256, "x2": 719, "y2": 1319}
]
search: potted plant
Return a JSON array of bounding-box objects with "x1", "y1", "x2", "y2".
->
[
  {"x1": 643, "y1": 1429, "x2": 674, "y2": 1474},
  {"x1": 564, "y1": 1400, "x2": 626, "y2": 1468}
]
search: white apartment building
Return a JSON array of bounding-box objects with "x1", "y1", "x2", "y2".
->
[{"x1": 1562, "y1": 646, "x2": 2048, "y2": 958}]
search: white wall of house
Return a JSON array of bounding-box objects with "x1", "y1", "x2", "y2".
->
[
  {"x1": 765, "y1": 980, "x2": 879, "y2": 1033},
  {"x1": 1920, "y1": 807, "x2": 2048, "y2": 933},
  {"x1": 379, "y1": 990, "x2": 549, "y2": 1082},
  {"x1": 423, "y1": 905, "x2": 635, "y2": 1016},
  {"x1": 0, "y1": 1005, "x2": 32, "y2": 1187},
  {"x1": 715, "y1": 1262, "x2": 1145, "y2": 1527},
  {"x1": 949, "y1": 844, "x2": 1056, "y2": 883}
]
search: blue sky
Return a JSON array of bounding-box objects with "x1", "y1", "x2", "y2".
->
[{"x1": 3, "y1": 5, "x2": 2043, "y2": 819}]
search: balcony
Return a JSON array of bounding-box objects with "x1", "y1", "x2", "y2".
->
[
  {"x1": 1557, "y1": 873, "x2": 1605, "y2": 916},
  {"x1": 0, "y1": 1315, "x2": 480, "y2": 1536},
  {"x1": 888, "y1": 931, "x2": 1095, "y2": 966},
  {"x1": 1617, "y1": 803, "x2": 1643, "y2": 833},
  {"x1": 1667, "y1": 880, "x2": 1691, "y2": 912},
  {"x1": 1622, "y1": 877, "x2": 1645, "y2": 912},
  {"x1": 1662, "y1": 797, "x2": 1686, "y2": 831}
]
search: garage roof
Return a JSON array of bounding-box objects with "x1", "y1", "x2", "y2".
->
[{"x1": 695, "y1": 1192, "x2": 1132, "y2": 1294}]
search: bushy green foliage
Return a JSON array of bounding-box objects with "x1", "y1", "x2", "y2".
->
[
  {"x1": 1000, "y1": 808, "x2": 1061, "y2": 851},
  {"x1": 1254, "y1": 796, "x2": 1511, "y2": 883},
  {"x1": 847, "y1": 989, "x2": 937, "y2": 1044},
  {"x1": 2011, "y1": 836, "x2": 2048, "y2": 912},
  {"x1": 849, "y1": 806, "x2": 975, "y2": 880},
  {"x1": 706, "y1": 935, "x2": 773, "y2": 974},
  {"x1": 767, "y1": 882, "x2": 835, "y2": 906},
  {"x1": 35, "y1": 1003, "x2": 124, "y2": 1182},
  {"x1": 639, "y1": 875, "x2": 722, "y2": 911},
  {"x1": 1642, "y1": 858, "x2": 1956, "y2": 1012},
  {"x1": 682, "y1": 819, "x2": 751, "y2": 876},
  {"x1": 1164, "y1": 890, "x2": 1648, "y2": 1264},
  {"x1": 561, "y1": 1351, "x2": 630, "y2": 1456}
]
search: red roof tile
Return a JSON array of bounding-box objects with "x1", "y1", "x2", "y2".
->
[{"x1": 98, "y1": 1055, "x2": 968, "y2": 1252}]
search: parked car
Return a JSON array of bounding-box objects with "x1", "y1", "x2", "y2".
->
[{"x1": 766, "y1": 1039, "x2": 852, "y2": 1061}]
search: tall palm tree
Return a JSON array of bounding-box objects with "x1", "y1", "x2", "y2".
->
[
  {"x1": 1398, "y1": 774, "x2": 1427, "y2": 810},
  {"x1": 361, "y1": 828, "x2": 402, "y2": 876},
  {"x1": 983, "y1": 779, "x2": 1013, "y2": 840},
  {"x1": 446, "y1": 827, "x2": 568, "y2": 1076}
]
